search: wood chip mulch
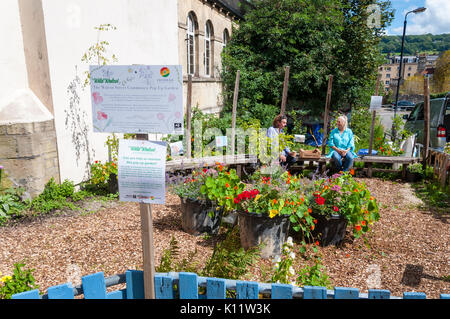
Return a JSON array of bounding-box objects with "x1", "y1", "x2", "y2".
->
[{"x1": 0, "y1": 178, "x2": 448, "y2": 299}]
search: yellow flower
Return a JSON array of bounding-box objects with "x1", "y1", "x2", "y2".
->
[
  {"x1": 269, "y1": 209, "x2": 278, "y2": 218},
  {"x1": 1, "y1": 275, "x2": 12, "y2": 283}
]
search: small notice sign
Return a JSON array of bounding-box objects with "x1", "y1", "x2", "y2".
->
[
  {"x1": 90, "y1": 65, "x2": 183, "y2": 134},
  {"x1": 118, "y1": 139, "x2": 166, "y2": 204},
  {"x1": 369, "y1": 96, "x2": 383, "y2": 110}
]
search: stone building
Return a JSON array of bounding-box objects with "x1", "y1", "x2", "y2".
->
[{"x1": 0, "y1": 0, "x2": 245, "y2": 196}]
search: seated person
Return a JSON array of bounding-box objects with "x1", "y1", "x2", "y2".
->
[
  {"x1": 267, "y1": 114, "x2": 297, "y2": 170},
  {"x1": 326, "y1": 115, "x2": 357, "y2": 173}
]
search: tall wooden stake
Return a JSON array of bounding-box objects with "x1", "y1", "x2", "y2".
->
[
  {"x1": 321, "y1": 75, "x2": 333, "y2": 155},
  {"x1": 231, "y1": 70, "x2": 240, "y2": 156},
  {"x1": 423, "y1": 77, "x2": 430, "y2": 169},
  {"x1": 136, "y1": 133, "x2": 155, "y2": 299},
  {"x1": 186, "y1": 75, "x2": 192, "y2": 158},
  {"x1": 280, "y1": 66, "x2": 290, "y2": 116}
]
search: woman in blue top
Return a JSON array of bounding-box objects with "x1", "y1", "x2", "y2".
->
[{"x1": 326, "y1": 115, "x2": 357, "y2": 172}]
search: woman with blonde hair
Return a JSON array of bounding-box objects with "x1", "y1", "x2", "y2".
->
[{"x1": 326, "y1": 115, "x2": 357, "y2": 172}]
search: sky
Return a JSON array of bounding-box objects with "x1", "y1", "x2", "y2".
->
[{"x1": 385, "y1": 0, "x2": 450, "y2": 35}]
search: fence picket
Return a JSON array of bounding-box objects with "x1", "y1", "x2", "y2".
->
[
  {"x1": 107, "y1": 289, "x2": 126, "y2": 299},
  {"x1": 206, "y1": 278, "x2": 226, "y2": 299},
  {"x1": 11, "y1": 289, "x2": 40, "y2": 299},
  {"x1": 403, "y1": 292, "x2": 426, "y2": 299},
  {"x1": 368, "y1": 289, "x2": 391, "y2": 299},
  {"x1": 334, "y1": 287, "x2": 359, "y2": 299},
  {"x1": 179, "y1": 272, "x2": 198, "y2": 299},
  {"x1": 236, "y1": 281, "x2": 259, "y2": 299},
  {"x1": 81, "y1": 272, "x2": 107, "y2": 299},
  {"x1": 125, "y1": 270, "x2": 145, "y2": 299},
  {"x1": 440, "y1": 294, "x2": 450, "y2": 299},
  {"x1": 155, "y1": 275, "x2": 175, "y2": 299},
  {"x1": 272, "y1": 283, "x2": 293, "y2": 299},
  {"x1": 47, "y1": 283, "x2": 74, "y2": 299},
  {"x1": 303, "y1": 286, "x2": 327, "y2": 299}
]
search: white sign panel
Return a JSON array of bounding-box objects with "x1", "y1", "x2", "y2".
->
[
  {"x1": 90, "y1": 65, "x2": 183, "y2": 134},
  {"x1": 370, "y1": 96, "x2": 383, "y2": 110},
  {"x1": 118, "y1": 139, "x2": 166, "y2": 204},
  {"x1": 215, "y1": 136, "x2": 227, "y2": 148},
  {"x1": 169, "y1": 141, "x2": 184, "y2": 156}
]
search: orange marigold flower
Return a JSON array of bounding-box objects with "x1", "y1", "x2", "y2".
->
[
  {"x1": 225, "y1": 183, "x2": 230, "y2": 188},
  {"x1": 308, "y1": 208, "x2": 312, "y2": 213},
  {"x1": 361, "y1": 220, "x2": 366, "y2": 226},
  {"x1": 311, "y1": 225, "x2": 315, "y2": 230},
  {"x1": 350, "y1": 169, "x2": 355, "y2": 175},
  {"x1": 354, "y1": 225, "x2": 361, "y2": 232}
]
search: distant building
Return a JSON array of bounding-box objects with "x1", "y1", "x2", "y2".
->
[{"x1": 378, "y1": 53, "x2": 439, "y2": 93}]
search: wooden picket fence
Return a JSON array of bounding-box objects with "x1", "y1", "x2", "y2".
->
[{"x1": 11, "y1": 270, "x2": 450, "y2": 299}]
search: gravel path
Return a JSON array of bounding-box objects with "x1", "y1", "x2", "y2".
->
[{"x1": 0, "y1": 178, "x2": 448, "y2": 298}]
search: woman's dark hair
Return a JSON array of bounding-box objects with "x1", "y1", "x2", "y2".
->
[{"x1": 273, "y1": 114, "x2": 287, "y2": 128}]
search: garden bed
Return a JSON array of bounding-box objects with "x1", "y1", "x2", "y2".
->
[{"x1": 0, "y1": 178, "x2": 448, "y2": 298}]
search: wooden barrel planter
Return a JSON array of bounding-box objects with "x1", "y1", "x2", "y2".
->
[
  {"x1": 237, "y1": 210, "x2": 290, "y2": 259},
  {"x1": 180, "y1": 197, "x2": 223, "y2": 235},
  {"x1": 311, "y1": 212, "x2": 348, "y2": 246}
]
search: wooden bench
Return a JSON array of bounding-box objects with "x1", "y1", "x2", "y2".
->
[
  {"x1": 165, "y1": 154, "x2": 258, "y2": 173},
  {"x1": 292, "y1": 155, "x2": 421, "y2": 179}
]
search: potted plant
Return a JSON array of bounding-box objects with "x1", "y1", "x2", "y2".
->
[
  {"x1": 307, "y1": 171, "x2": 379, "y2": 246},
  {"x1": 233, "y1": 168, "x2": 313, "y2": 258},
  {"x1": 406, "y1": 163, "x2": 423, "y2": 183},
  {"x1": 169, "y1": 166, "x2": 223, "y2": 235}
]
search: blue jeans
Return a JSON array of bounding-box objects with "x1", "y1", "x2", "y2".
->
[{"x1": 331, "y1": 151, "x2": 354, "y2": 172}]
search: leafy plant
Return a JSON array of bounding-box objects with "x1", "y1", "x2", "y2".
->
[
  {"x1": 407, "y1": 163, "x2": 424, "y2": 174},
  {"x1": 308, "y1": 171, "x2": 379, "y2": 238},
  {"x1": 156, "y1": 236, "x2": 199, "y2": 273},
  {"x1": 296, "y1": 256, "x2": 331, "y2": 288},
  {"x1": 271, "y1": 237, "x2": 296, "y2": 284},
  {"x1": 0, "y1": 188, "x2": 28, "y2": 225},
  {"x1": 201, "y1": 226, "x2": 260, "y2": 280},
  {"x1": 0, "y1": 262, "x2": 39, "y2": 299}
]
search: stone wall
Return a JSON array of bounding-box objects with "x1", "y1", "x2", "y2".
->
[{"x1": 0, "y1": 119, "x2": 59, "y2": 198}]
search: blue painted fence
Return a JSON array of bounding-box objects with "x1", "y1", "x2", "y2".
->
[{"x1": 11, "y1": 271, "x2": 450, "y2": 299}]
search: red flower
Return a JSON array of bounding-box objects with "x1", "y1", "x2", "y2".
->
[
  {"x1": 361, "y1": 220, "x2": 366, "y2": 226},
  {"x1": 333, "y1": 206, "x2": 339, "y2": 212},
  {"x1": 225, "y1": 183, "x2": 230, "y2": 188},
  {"x1": 354, "y1": 225, "x2": 361, "y2": 232},
  {"x1": 234, "y1": 198, "x2": 240, "y2": 204},
  {"x1": 314, "y1": 219, "x2": 317, "y2": 224},
  {"x1": 315, "y1": 241, "x2": 320, "y2": 246},
  {"x1": 315, "y1": 196, "x2": 325, "y2": 205},
  {"x1": 203, "y1": 168, "x2": 208, "y2": 173}
]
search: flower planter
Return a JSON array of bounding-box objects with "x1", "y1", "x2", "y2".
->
[
  {"x1": 108, "y1": 173, "x2": 118, "y2": 194},
  {"x1": 180, "y1": 197, "x2": 223, "y2": 235},
  {"x1": 311, "y1": 213, "x2": 348, "y2": 247},
  {"x1": 237, "y1": 210, "x2": 290, "y2": 259},
  {"x1": 406, "y1": 171, "x2": 422, "y2": 183}
]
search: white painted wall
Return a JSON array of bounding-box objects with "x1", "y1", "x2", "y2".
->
[
  {"x1": 41, "y1": 0, "x2": 179, "y2": 183},
  {"x1": 0, "y1": 0, "x2": 29, "y2": 103}
]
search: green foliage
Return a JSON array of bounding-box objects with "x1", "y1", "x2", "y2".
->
[
  {"x1": 0, "y1": 188, "x2": 28, "y2": 225},
  {"x1": 221, "y1": 0, "x2": 394, "y2": 122},
  {"x1": 379, "y1": 33, "x2": 450, "y2": 56},
  {"x1": 296, "y1": 256, "x2": 331, "y2": 288},
  {"x1": 0, "y1": 262, "x2": 39, "y2": 299},
  {"x1": 412, "y1": 180, "x2": 450, "y2": 214},
  {"x1": 201, "y1": 226, "x2": 261, "y2": 280},
  {"x1": 156, "y1": 236, "x2": 199, "y2": 273},
  {"x1": 349, "y1": 108, "x2": 385, "y2": 150},
  {"x1": 271, "y1": 238, "x2": 296, "y2": 284},
  {"x1": 29, "y1": 178, "x2": 78, "y2": 214},
  {"x1": 407, "y1": 163, "x2": 424, "y2": 174}
]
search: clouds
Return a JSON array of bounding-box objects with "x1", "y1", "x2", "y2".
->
[{"x1": 391, "y1": 0, "x2": 450, "y2": 35}]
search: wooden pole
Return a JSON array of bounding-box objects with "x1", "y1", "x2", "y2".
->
[
  {"x1": 135, "y1": 133, "x2": 155, "y2": 299},
  {"x1": 423, "y1": 76, "x2": 430, "y2": 169},
  {"x1": 186, "y1": 75, "x2": 192, "y2": 158},
  {"x1": 231, "y1": 70, "x2": 240, "y2": 156},
  {"x1": 280, "y1": 66, "x2": 290, "y2": 116},
  {"x1": 321, "y1": 75, "x2": 333, "y2": 155}
]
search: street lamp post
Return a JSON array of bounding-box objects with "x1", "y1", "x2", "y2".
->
[{"x1": 392, "y1": 7, "x2": 426, "y2": 140}]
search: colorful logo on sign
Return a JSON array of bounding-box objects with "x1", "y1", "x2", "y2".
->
[{"x1": 160, "y1": 67, "x2": 170, "y2": 77}]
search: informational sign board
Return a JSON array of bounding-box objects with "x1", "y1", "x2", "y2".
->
[
  {"x1": 118, "y1": 139, "x2": 166, "y2": 204},
  {"x1": 90, "y1": 65, "x2": 183, "y2": 134},
  {"x1": 369, "y1": 96, "x2": 383, "y2": 110}
]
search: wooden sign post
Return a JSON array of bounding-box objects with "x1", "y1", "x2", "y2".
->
[
  {"x1": 321, "y1": 75, "x2": 333, "y2": 156},
  {"x1": 280, "y1": 66, "x2": 290, "y2": 116},
  {"x1": 186, "y1": 75, "x2": 193, "y2": 158},
  {"x1": 423, "y1": 77, "x2": 430, "y2": 169},
  {"x1": 135, "y1": 133, "x2": 156, "y2": 299},
  {"x1": 230, "y1": 70, "x2": 240, "y2": 156},
  {"x1": 367, "y1": 75, "x2": 381, "y2": 177}
]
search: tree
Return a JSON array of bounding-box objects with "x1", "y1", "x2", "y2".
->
[
  {"x1": 432, "y1": 50, "x2": 450, "y2": 93},
  {"x1": 220, "y1": 0, "x2": 394, "y2": 126}
]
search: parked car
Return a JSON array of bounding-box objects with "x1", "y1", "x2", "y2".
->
[
  {"x1": 392, "y1": 100, "x2": 416, "y2": 111},
  {"x1": 403, "y1": 93, "x2": 450, "y2": 150}
]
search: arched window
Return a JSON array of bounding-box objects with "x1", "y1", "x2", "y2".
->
[
  {"x1": 187, "y1": 13, "x2": 196, "y2": 75},
  {"x1": 204, "y1": 21, "x2": 213, "y2": 77},
  {"x1": 223, "y1": 28, "x2": 230, "y2": 48}
]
